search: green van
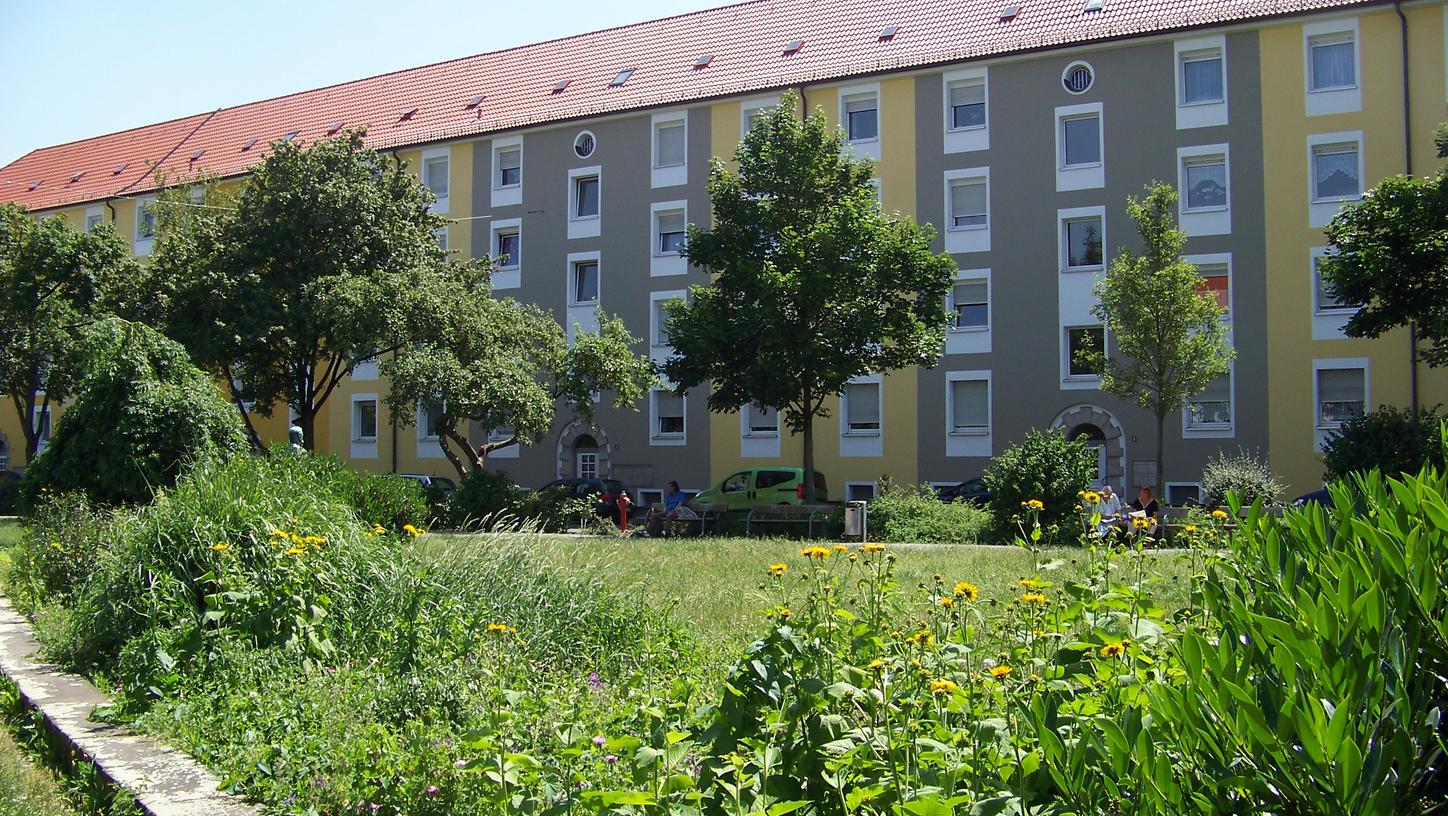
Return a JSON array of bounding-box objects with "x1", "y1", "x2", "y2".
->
[{"x1": 692, "y1": 468, "x2": 829, "y2": 509}]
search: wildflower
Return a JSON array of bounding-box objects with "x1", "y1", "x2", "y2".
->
[
  {"x1": 48, "y1": 541, "x2": 62, "y2": 551},
  {"x1": 938, "y1": 596, "x2": 955, "y2": 609},
  {"x1": 1018, "y1": 578, "x2": 1042, "y2": 589},
  {"x1": 486, "y1": 623, "x2": 510, "y2": 635},
  {"x1": 592, "y1": 735, "x2": 607, "y2": 747},
  {"x1": 604, "y1": 754, "x2": 618, "y2": 764},
  {"x1": 1211, "y1": 509, "x2": 1228, "y2": 520},
  {"x1": 848, "y1": 553, "x2": 858, "y2": 562},
  {"x1": 868, "y1": 658, "x2": 887, "y2": 672},
  {"x1": 1083, "y1": 491, "x2": 1102, "y2": 504},
  {"x1": 269, "y1": 529, "x2": 289, "y2": 541},
  {"x1": 209, "y1": 543, "x2": 230, "y2": 552},
  {"x1": 285, "y1": 546, "x2": 305, "y2": 556},
  {"x1": 453, "y1": 759, "x2": 468, "y2": 768},
  {"x1": 800, "y1": 545, "x2": 831, "y2": 559},
  {"x1": 372, "y1": 524, "x2": 386, "y2": 535},
  {"x1": 1021, "y1": 592, "x2": 1048, "y2": 605},
  {"x1": 1100, "y1": 642, "x2": 1126, "y2": 659},
  {"x1": 1132, "y1": 517, "x2": 1151, "y2": 530},
  {"x1": 928, "y1": 679, "x2": 959, "y2": 695},
  {"x1": 777, "y1": 607, "x2": 792, "y2": 619},
  {"x1": 1025, "y1": 499, "x2": 1044, "y2": 511},
  {"x1": 905, "y1": 630, "x2": 935, "y2": 647},
  {"x1": 426, "y1": 785, "x2": 440, "y2": 795},
  {"x1": 989, "y1": 665, "x2": 1013, "y2": 679},
  {"x1": 952, "y1": 581, "x2": 980, "y2": 602},
  {"x1": 832, "y1": 544, "x2": 849, "y2": 554},
  {"x1": 861, "y1": 542, "x2": 886, "y2": 554},
  {"x1": 403, "y1": 523, "x2": 425, "y2": 538},
  {"x1": 768, "y1": 563, "x2": 788, "y2": 576}
]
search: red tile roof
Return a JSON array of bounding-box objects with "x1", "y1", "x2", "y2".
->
[{"x1": 1, "y1": 0, "x2": 1378, "y2": 212}]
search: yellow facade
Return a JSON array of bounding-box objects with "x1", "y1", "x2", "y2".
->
[{"x1": 1260, "y1": 5, "x2": 1448, "y2": 492}]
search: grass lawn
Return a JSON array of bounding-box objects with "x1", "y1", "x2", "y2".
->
[
  {"x1": 0, "y1": 522, "x2": 19, "y2": 551},
  {"x1": 0, "y1": 726, "x2": 77, "y2": 816},
  {"x1": 500, "y1": 534, "x2": 1195, "y2": 661}
]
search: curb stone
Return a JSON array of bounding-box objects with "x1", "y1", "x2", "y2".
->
[{"x1": 0, "y1": 596, "x2": 261, "y2": 815}]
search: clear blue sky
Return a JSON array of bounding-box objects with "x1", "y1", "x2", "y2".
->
[{"x1": 1, "y1": 0, "x2": 724, "y2": 166}]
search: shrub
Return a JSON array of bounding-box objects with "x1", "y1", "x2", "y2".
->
[
  {"x1": 520, "y1": 486, "x2": 597, "y2": 533},
  {"x1": 6, "y1": 493, "x2": 108, "y2": 611},
  {"x1": 983, "y1": 428, "x2": 1098, "y2": 543},
  {"x1": 17, "y1": 321, "x2": 246, "y2": 513},
  {"x1": 347, "y1": 473, "x2": 428, "y2": 532},
  {"x1": 442, "y1": 469, "x2": 524, "y2": 529},
  {"x1": 1322, "y1": 405, "x2": 1445, "y2": 480},
  {"x1": 0, "y1": 478, "x2": 16, "y2": 516},
  {"x1": 1200, "y1": 447, "x2": 1283, "y2": 508},
  {"x1": 867, "y1": 479, "x2": 992, "y2": 544}
]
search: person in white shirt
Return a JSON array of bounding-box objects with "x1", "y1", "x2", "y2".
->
[{"x1": 1095, "y1": 484, "x2": 1123, "y2": 538}]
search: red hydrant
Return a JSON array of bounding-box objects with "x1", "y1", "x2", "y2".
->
[{"x1": 616, "y1": 492, "x2": 632, "y2": 531}]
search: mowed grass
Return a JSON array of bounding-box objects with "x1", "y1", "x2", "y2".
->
[
  {"x1": 0, "y1": 523, "x2": 19, "y2": 550},
  {"x1": 501, "y1": 535, "x2": 1196, "y2": 661},
  {"x1": 0, "y1": 727, "x2": 77, "y2": 816}
]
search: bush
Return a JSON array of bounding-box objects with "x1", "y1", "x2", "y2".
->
[
  {"x1": 1322, "y1": 405, "x2": 1445, "y2": 480},
  {"x1": 6, "y1": 493, "x2": 108, "y2": 611},
  {"x1": 520, "y1": 486, "x2": 597, "y2": 533},
  {"x1": 0, "y1": 479, "x2": 16, "y2": 516},
  {"x1": 442, "y1": 469, "x2": 524, "y2": 529},
  {"x1": 347, "y1": 473, "x2": 428, "y2": 532},
  {"x1": 1200, "y1": 448, "x2": 1283, "y2": 508},
  {"x1": 867, "y1": 479, "x2": 992, "y2": 544},
  {"x1": 983, "y1": 428, "x2": 1098, "y2": 543},
  {"x1": 17, "y1": 321, "x2": 246, "y2": 513}
]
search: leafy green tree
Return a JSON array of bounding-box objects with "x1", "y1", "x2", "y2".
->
[
  {"x1": 145, "y1": 131, "x2": 449, "y2": 449},
  {"x1": 1082, "y1": 183, "x2": 1234, "y2": 493},
  {"x1": 1320, "y1": 132, "x2": 1448, "y2": 366},
  {"x1": 382, "y1": 262, "x2": 654, "y2": 479},
  {"x1": 18, "y1": 319, "x2": 247, "y2": 511},
  {"x1": 0, "y1": 202, "x2": 139, "y2": 463},
  {"x1": 1322, "y1": 405, "x2": 1445, "y2": 480},
  {"x1": 983, "y1": 428, "x2": 1099, "y2": 543},
  {"x1": 664, "y1": 94, "x2": 956, "y2": 501}
]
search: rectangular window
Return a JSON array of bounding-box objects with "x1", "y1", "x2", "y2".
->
[
  {"x1": 1312, "y1": 143, "x2": 1360, "y2": 200},
  {"x1": 656, "y1": 209, "x2": 686, "y2": 255},
  {"x1": 1317, "y1": 367, "x2": 1365, "y2": 426},
  {"x1": 496, "y1": 228, "x2": 520, "y2": 268},
  {"x1": 844, "y1": 93, "x2": 879, "y2": 142},
  {"x1": 85, "y1": 213, "x2": 103, "y2": 233},
  {"x1": 1067, "y1": 326, "x2": 1103, "y2": 377},
  {"x1": 419, "y1": 399, "x2": 445, "y2": 440},
  {"x1": 652, "y1": 297, "x2": 682, "y2": 346},
  {"x1": 33, "y1": 406, "x2": 51, "y2": 446},
  {"x1": 352, "y1": 399, "x2": 378, "y2": 441},
  {"x1": 948, "y1": 80, "x2": 986, "y2": 129},
  {"x1": 496, "y1": 148, "x2": 521, "y2": 187},
  {"x1": 654, "y1": 121, "x2": 686, "y2": 168},
  {"x1": 844, "y1": 382, "x2": 881, "y2": 433},
  {"x1": 1182, "y1": 155, "x2": 1228, "y2": 210},
  {"x1": 654, "y1": 391, "x2": 685, "y2": 437},
  {"x1": 949, "y1": 178, "x2": 988, "y2": 229},
  {"x1": 433, "y1": 226, "x2": 449, "y2": 251},
  {"x1": 951, "y1": 281, "x2": 988, "y2": 330},
  {"x1": 1166, "y1": 483, "x2": 1202, "y2": 505},
  {"x1": 949, "y1": 378, "x2": 989, "y2": 433},
  {"x1": 1064, "y1": 217, "x2": 1104, "y2": 270},
  {"x1": 745, "y1": 404, "x2": 778, "y2": 436},
  {"x1": 1181, "y1": 49, "x2": 1225, "y2": 104},
  {"x1": 1197, "y1": 264, "x2": 1230, "y2": 313},
  {"x1": 1309, "y1": 33, "x2": 1356, "y2": 91},
  {"x1": 423, "y1": 155, "x2": 449, "y2": 200},
  {"x1": 574, "y1": 175, "x2": 600, "y2": 218},
  {"x1": 1313, "y1": 256, "x2": 1359, "y2": 312},
  {"x1": 1187, "y1": 373, "x2": 1232, "y2": 428},
  {"x1": 572, "y1": 261, "x2": 599, "y2": 304},
  {"x1": 1061, "y1": 114, "x2": 1101, "y2": 167},
  {"x1": 136, "y1": 201, "x2": 156, "y2": 239}
]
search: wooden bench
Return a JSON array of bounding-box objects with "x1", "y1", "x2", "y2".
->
[
  {"x1": 744, "y1": 504, "x2": 837, "y2": 539},
  {"x1": 643, "y1": 502, "x2": 728, "y2": 537}
]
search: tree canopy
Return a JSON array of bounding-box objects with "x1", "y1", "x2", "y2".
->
[
  {"x1": 1084, "y1": 183, "x2": 1234, "y2": 493},
  {"x1": 0, "y1": 202, "x2": 139, "y2": 462},
  {"x1": 663, "y1": 93, "x2": 955, "y2": 500}
]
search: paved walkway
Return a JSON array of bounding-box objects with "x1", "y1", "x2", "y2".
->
[{"x1": 0, "y1": 597, "x2": 261, "y2": 816}]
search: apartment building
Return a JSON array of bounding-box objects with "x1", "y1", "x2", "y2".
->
[{"x1": 3, "y1": 0, "x2": 1447, "y2": 500}]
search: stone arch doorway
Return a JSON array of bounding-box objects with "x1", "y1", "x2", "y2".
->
[
  {"x1": 1050, "y1": 405, "x2": 1125, "y2": 489},
  {"x1": 556, "y1": 420, "x2": 612, "y2": 480}
]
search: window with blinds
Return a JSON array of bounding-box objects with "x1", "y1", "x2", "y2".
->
[
  {"x1": 1187, "y1": 374, "x2": 1232, "y2": 427},
  {"x1": 654, "y1": 392, "x2": 685, "y2": 436},
  {"x1": 746, "y1": 404, "x2": 778, "y2": 435},
  {"x1": 949, "y1": 80, "x2": 986, "y2": 129},
  {"x1": 1317, "y1": 368, "x2": 1365, "y2": 426},
  {"x1": 1309, "y1": 33, "x2": 1355, "y2": 91},
  {"x1": 951, "y1": 281, "x2": 988, "y2": 329},
  {"x1": 949, "y1": 379, "x2": 989, "y2": 433},
  {"x1": 950, "y1": 178, "x2": 988, "y2": 229},
  {"x1": 496, "y1": 148, "x2": 521, "y2": 187},
  {"x1": 844, "y1": 382, "x2": 881, "y2": 433},
  {"x1": 656, "y1": 210, "x2": 686, "y2": 254},
  {"x1": 844, "y1": 94, "x2": 879, "y2": 142},
  {"x1": 654, "y1": 121, "x2": 686, "y2": 168},
  {"x1": 423, "y1": 156, "x2": 449, "y2": 199}
]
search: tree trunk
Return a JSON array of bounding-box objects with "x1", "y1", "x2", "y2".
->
[
  {"x1": 11, "y1": 392, "x2": 38, "y2": 463},
  {"x1": 801, "y1": 386, "x2": 816, "y2": 504},
  {"x1": 437, "y1": 429, "x2": 469, "y2": 481},
  {"x1": 298, "y1": 406, "x2": 317, "y2": 453},
  {"x1": 222, "y1": 364, "x2": 264, "y2": 453},
  {"x1": 1154, "y1": 409, "x2": 1166, "y2": 499}
]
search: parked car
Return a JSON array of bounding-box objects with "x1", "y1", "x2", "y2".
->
[
  {"x1": 397, "y1": 474, "x2": 458, "y2": 494},
  {"x1": 935, "y1": 476, "x2": 991, "y2": 506},
  {"x1": 691, "y1": 468, "x2": 829, "y2": 509},
  {"x1": 1292, "y1": 488, "x2": 1332, "y2": 507},
  {"x1": 534, "y1": 478, "x2": 632, "y2": 523}
]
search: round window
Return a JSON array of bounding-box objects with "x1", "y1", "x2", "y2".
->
[
  {"x1": 573, "y1": 131, "x2": 596, "y2": 159},
  {"x1": 1062, "y1": 61, "x2": 1095, "y2": 94}
]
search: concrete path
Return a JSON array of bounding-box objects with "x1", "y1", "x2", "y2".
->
[{"x1": 0, "y1": 597, "x2": 261, "y2": 816}]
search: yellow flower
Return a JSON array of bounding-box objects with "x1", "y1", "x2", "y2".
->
[
  {"x1": 486, "y1": 623, "x2": 510, "y2": 635},
  {"x1": 1184, "y1": 524, "x2": 1198, "y2": 533},
  {"x1": 1083, "y1": 491, "x2": 1102, "y2": 505},
  {"x1": 1100, "y1": 642, "x2": 1126, "y2": 659},
  {"x1": 269, "y1": 529, "x2": 289, "y2": 541},
  {"x1": 403, "y1": 524, "x2": 425, "y2": 538},
  {"x1": 209, "y1": 543, "x2": 230, "y2": 552},
  {"x1": 1021, "y1": 592, "x2": 1048, "y2": 605},
  {"x1": 372, "y1": 525, "x2": 386, "y2": 535},
  {"x1": 832, "y1": 544, "x2": 849, "y2": 554},
  {"x1": 861, "y1": 543, "x2": 886, "y2": 554},
  {"x1": 285, "y1": 546, "x2": 305, "y2": 556},
  {"x1": 1025, "y1": 499, "x2": 1045, "y2": 512},
  {"x1": 777, "y1": 607, "x2": 791, "y2": 619},
  {"x1": 1018, "y1": 578, "x2": 1042, "y2": 589},
  {"x1": 905, "y1": 630, "x2": 935, "y2": 647},
  {"x1": 928, "y1": 679, "x2": 959, "y2": 695},
  {"x1": 938, "y1": 596, "x2": 955, "y2": 609},
  {"x1": 989, "y1": 665, "x2": 1013, "y2": 679},
  {"x1": 1132, "y1": 517, "x2": 1151, "y2": 530},
  {"x1": 48, "y1": 540, "x2": 62, "y2": 551},
  {"x1": 952, "y1": 581, "x2": 980, "y2": 602},
  {"x1": 800, "y1": 546, "x2": 831, "y2": 559},
  {"x1": 1211, "y1": 509, "x2": 1229, "y2": 520},
  {"x1": 868, "y1": 658, "x2": 888, "y2": 672},
  {"x1": 768, "y1": 563, "x2": 788, "y2": 576}
]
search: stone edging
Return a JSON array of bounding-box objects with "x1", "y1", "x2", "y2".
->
[{"x1": 0, "y1": 596, "x2": 261, "y2": 816}]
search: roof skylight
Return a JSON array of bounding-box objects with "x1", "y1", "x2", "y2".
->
[
  {"x1": 282, "y1": 130, "x2": 300, "y2": 142},
  {"x1": 694, "y1": 54, "x2": 714, "y2": 68},
  {"x1": 70, "y1": 172, "x2": 85, "y2": 183},
  {"x1": 999, "y1": 5, "x2": 1021, "y2": 20},
  {"x1": 783, "y1": 39, "x2": 804, "y2": 54},
  {"x1": 466, "y1": 95, "x2": 484, "y2": 108},
  {"x1": 609, "y1": 68, "x2": 635, "y2": 87},
  {"x1": 190, "y1": 149, "x2": 206, "y2": 161},
  {"x1": 112, "y1": 162, "x2": 128, "y2": 175},
  {"x1": 879, "y1": 25, "x2": 899, "y2": 39},
  {"x1": 327, "y1": 121, "x2": 344, "y2": 134},
  {"x1": 552, "y1": 79, "x2": 571, "y2": 93},
  {"x1": 1084, "y1": 0, "x2": 1103, "y2": 11},
  {"x1": 399, "y1": 107, "x2": 419, "y2": 121},
  {"x1": 28, "y1": 180, "x2": 41, "y2": 191},
  {"x1": 242, "y1": 138, "x2": 258, "y2": 151}
]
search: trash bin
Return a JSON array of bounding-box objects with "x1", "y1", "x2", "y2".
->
[{"x1": 843, "y1": 500, "x2": 868, "y2": 540}]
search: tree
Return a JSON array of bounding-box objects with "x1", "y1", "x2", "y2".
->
[
  {"x1": 1082, "y1": 183, "x2": 1234, "y2": 493},
  {"x1": 145, "y1": 130, "x2": 448, "y2": 450},
  {"x1": 1320, "y1": 133, "x2": 1448, "y2": 366},
  {"x1": 17, "y1": 319, "x2": 247, "y2": 511},
  {"x1": 0, "y1": 202, "x2": 139, "y2": 463},
  {"x1": 664, "y1": 94, "x2": 956, "y2": 501},
  {"x1": 381, "y1": 262, "x2": 655, "y2": 479},
  {"x1": 1321, "y1": 406, "x2": 1446, "y2": 480}
]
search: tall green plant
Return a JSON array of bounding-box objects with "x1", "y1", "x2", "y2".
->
[{"x1": 983, "y1": 428, "x2": 1098, "y2": 543}]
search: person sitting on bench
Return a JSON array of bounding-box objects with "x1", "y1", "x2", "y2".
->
[{"x1": 645, "y1": 481, "x2": 697, "y2": 537}]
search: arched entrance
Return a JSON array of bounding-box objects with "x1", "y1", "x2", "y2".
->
[
  {"x1": 1050, "y1": 405, "x2": 1126, "y2": 489},
  {"x1": 556, "y1": 420, "x2": 612, "y2": 480}
]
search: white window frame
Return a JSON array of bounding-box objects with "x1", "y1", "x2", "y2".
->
[
  {"x1": 1185, "y1": 252, "x2": 1233, "y2": 323},
  {"x1": 650, "y1": 387, "x2": 687, "y2": 446},
  {"x1": 84, "y1": 206, "x2": 104, "y2": 233},
  {"x1": 32, "y1": 404, "x2": 52, "y2": 454},
  {"x1": 1165, "y1": 482, "x2": 1204, "y2": 506},
  {"x1": 1304, "y1": 18, "x2": 1362, "y2": 116},
  {"x1": 491, "y1": 136, "x2": 523, "y2": 208},
  {"x1": 564, "y1": 250, "x2": 602, "y2": 344},
  {"x1": 949, "y1": 277, "x2": 990, "y2": 333},
  {"x1": 743, "y1": 403, "x2": 779, "y2": 438},
  {"x1": 1174, "y1": 35, "x2": 1228, "y2": 129},
  {"x1": 569, "y1": 256, "x2": 601, "y2": 306},
  {"x1": 740, "y1": 95, "x2": 781, "y2": 139},
  {"x1": 651, "y1": 111, "x2": 688, "y2": 188},
  {"x1": 838, "y1": 83, "x2": 882, "y2": 160},
  {"x1": 1063, "y1": 325, "x2": 1105, "y2": 386},
  {"x1": 490, "y1": 217, "x2": 523, "y2": 290},
  {"x1": 351, "y1": 394, "x2": 380, "y2": 460},
  {"x1": 416, "y1": 398, "x2": 446, "y2": 442},
  {"x1": 1312, "y1": 357, "x2": 1369, "y2": 449},
  {"x1": 433, "y1": 225, "x2": 449, "y2": 252},
  {"x1": 1177, "y1": 144, "x2": 1231, "y2": 236},
  {"x1": 652, "y1": 205, "x2": 687, "y2": 258},
  {"x1": 134, "y1": 196, "x2": 157, "y2": 255},
  {"x1": 568, "y1": 166, "x2": 602, "y2": 239},
  {"x1": 943, "y1": 168, "x2": 990, "y2": 254},
  {"x1": 1311, "y1": 247, "x2": 1359, "y2": 339},
  {"x1": 420, "y1": 146, "x2": 450, "y2": 214},
  {"x1": 946, "y1": 268, "x2": 991, "y2": 355},
  {"x1": 649, "y1": 200, "x2": 688, "y2": 276},
  {"x1": 839, "y1": 372, "x2": 883, "y2": 456},
  {"x1": 943, "y1": 67, "x2": 989, "y2": 153},
  {"x1": 841, "y1": 377, "x2": 883, "y2": 437},
  {"x1": 1307, "y1": 131, "x2": 1364, "y2": 228},
  {"x1": 1182, "y1": 364, "x2": 1235, "y2": 438},
  {"x1": 1055, "y1": 103, "x2": 1104, "y2": 191},
  {"x1": 648, "y1": 289, "x2": 686, "y2": 360},
  {"x1": 945, "y1": 370, "x2": 992, "y2": 458},
  {"x1": 1058, "y1": 206, "x2": 1106, "y2": 273}
]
